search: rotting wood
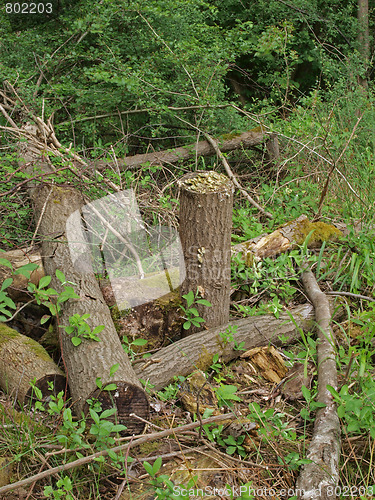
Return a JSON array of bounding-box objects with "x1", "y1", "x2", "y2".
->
[
  {"x1": 0, "y1": 323, "x2": 65, "y2": 406},
  {"x1": 134, "y1": 303, "x2": 318, "y2": 390},
  {"x1": 93, "y1": 128, "x2": 269, "y2": 170},
  {"x1": 296, "y1": 267, "x2": 340, "y2": 500},
  {"x1": 232, "y1": 214, "x2": 342, "y2": 265}
]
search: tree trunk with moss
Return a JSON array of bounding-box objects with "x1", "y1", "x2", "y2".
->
[
  {"x1": 0, "y1": 323, "x2": 66, "y2": 406},
  {"x1": 178, "y1": 171, "x2": 234, "y2": 336}
]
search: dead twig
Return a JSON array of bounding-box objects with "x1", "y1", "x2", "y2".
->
[{"x1": 0, "y1": 413, "x2": 236, "y2": 495}]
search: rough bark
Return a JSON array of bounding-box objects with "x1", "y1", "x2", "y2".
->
[
  {"x1": 19, "y1": 132, "x2": 149, "y2": 434},
  {"x1": 178, "y1": 171, "x2": 234, "y2": 335},
  {"x1": 94, "y1": 128, "x2": 268, "y2": 170},
  {"x1": 296, "y1": 268, "x2": 340, "y2": 500},
  {"x1": 134, "y1": 303, "x2": 316, "y2": 390},
  {"x1": 0, "y1": 323, "x2": 65, "y2": 406}
]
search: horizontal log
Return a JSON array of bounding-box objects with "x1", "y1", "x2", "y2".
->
[
  {"x1": 134, "y1": 303, "x2": 316, "y2": 390},
  {"x1": 94, "y1": 128, "x2": 268, "y2": 170}
]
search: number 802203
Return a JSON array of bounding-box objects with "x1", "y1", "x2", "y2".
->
[{"x1": 5, "y1": 3, "x2": 53, "y2": 14}]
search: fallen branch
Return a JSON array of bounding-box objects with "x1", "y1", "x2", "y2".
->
[
  {"x1": 296, "y1": 266, "x2": 340, "y2": 499},
  {"x1": 0, "y1": 412, "x2": 235, "y2": 495},
  {"x1": 203, "y1": 132, "x2": 273, "y2": 219},
  {"x1": 93, "y1": 128, "x2": 268, "y2": 170}
]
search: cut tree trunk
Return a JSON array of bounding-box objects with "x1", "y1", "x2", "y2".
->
[
  {"x1": 0, "y1": 323, "x2": 65, "y2": 406},
  {"x1": 178, "y1": 171, "x2": 234, "y2": 335},
  {"x1": 296, "y1": 267, "x2": 340, "y2": 500},
  {"x1": 0, "y1": 247, "x2": 43, "y2": 301},
  {"x1": 134, "y1": 303, "x2": 316, "y2": 390},
  {"x1": 19, "y1": 133, "x2": 149, "y2": 435},
  {"x1": 94, "y1": 128, "x2": 269, "y2": 170}
]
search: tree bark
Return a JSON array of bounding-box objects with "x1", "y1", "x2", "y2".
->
[
  {"x1": 0, "y1": 323, "x2": 65, "y2": 406},
  {"x1": 357, "y1": 0, "x2": 369, "y2": 88},
  {"x1": 178, "y1": 171, "x2": 234, "y2": 335},
  {"x1": 296, "y1": 268, "x2": 340, "y2": 500},
  {"x1": 134, "y1": 303, "x2": 316, "y2": 390},
  {"x1": 19, "y1": 131, "x2": 149, "y2": 435},
  {"x1": 94, "y1": 128, "x2": 268, "y2": 170}
]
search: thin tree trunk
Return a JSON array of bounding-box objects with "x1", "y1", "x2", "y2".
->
[{"x1": 178, "y1": 171, "x2": 234, "y2": 335}]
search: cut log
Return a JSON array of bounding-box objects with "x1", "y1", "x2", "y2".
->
[
  {"x1": 0, "y1": 248, "x2": 44, "y2": 300},
  {"x1": 0, "y1": 323, "x2": 65, "y2": 406},
  {"x1": 19, "y1": 130, "x2": 149, "y2": 435},
  {"x1": 94, "y1": 128, "x2": 268, "y2": 170},
  {"x1": 232, "y1": 215, "x2": 342, "y2": 265},
  {"x1": 178, "y1": 171, "x2": 234, "y2": 335},
  {"x1": 134, "y1": 303, "x2": 316, "y2": 390},
  {"x1": 296, "y1": 267, "x2": 340, "y2": 500}
]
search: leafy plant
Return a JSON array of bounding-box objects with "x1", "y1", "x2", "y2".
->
[
  {"x1": 122, "y1": 335, "x2": 148, "y2": 361},
  {"x1": 179, "y1": 289, "x2": 211, "y2": 330},
  {"x1": 62, "y1": 313, "x2": 104, "y2": 346}
]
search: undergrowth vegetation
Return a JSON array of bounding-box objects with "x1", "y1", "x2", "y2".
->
[{"x1": 1, "y1": 0, "x2": 375, "y2": 497}]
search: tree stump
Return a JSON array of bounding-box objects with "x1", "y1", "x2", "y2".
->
[
  {"x1": 0, "y1": 323, "x2": 66, "y2": 406},
  {"x1": 178, "y1": 171, "x2": 234, "y2": 336}
]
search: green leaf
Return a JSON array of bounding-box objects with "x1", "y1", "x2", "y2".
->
[
  {"x1": 132, "y1": 338, "x2": 147, "y2": 346},
  {"x1": 152, "y1": 456, "x2": 162, "y2": 475},
  {"x1": 183, "y1": 321, "x2": 191, "y2": 329},
  {"x1": 104, "y1": 383, "x2": 117, "y2": 391},
  {"x1": 71, "y1": 337, "x2": 82, "y2": 346},
  {"x1": 92, "y1": 325, "x2": 105, "y2": 335},
  {"x1": 40, "y1": 315, "x2": 51, "y2": 325},
  {"x1": 143, "y1": 460, "x2": 154, "y2": 477},
  {"x1": 183, "y1": 290, "x2": 195, "y2": 308},
  {"x1": 56, "y1": 269, "x2": 66, "y2": 283},
  {"x1": 196, "y1": 299, "x2": 212, "y2": 307},
  {"x1": 109, "y1": 363, "x2": 119, "y2": 377},
  {"x1": 0, "y1": 258, "x2": 13, "y2": 270},
  {"x1": 89, "y1": 409, "x2": 100, "y2": 424},
  {"x1": 14, "y1": 262, "x2": 39, "y2": 278},
  {"x1": 1, "y1": 277, "x2": 13, "y2": 291},
  {"x1": 39, "y1": 275, "x2": 52, "y2": 289}
]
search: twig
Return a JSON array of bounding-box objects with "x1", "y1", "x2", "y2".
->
[
  {"x1": 326, "y1": 291, "x2": 375, "y2": 302},
  {"x1": 314, "y1": 112, "x2": 364, "y2": 220},
  {"x1": 0, "y1": 413, "x2": 235, "y2": 495},
  {"x1": 58, "y1": 104, "x2": 230, "y2": 126},
  {"x1": 203, "y1": 132, "x2": 273, "y2": 219},
  {"x1": 173, "y1": 114, "x2": 273, "y2": 218}
]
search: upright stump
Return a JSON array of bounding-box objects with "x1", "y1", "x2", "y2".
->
[{"x1": 178, "y1": 171, "x2": 234, "y2": 336}]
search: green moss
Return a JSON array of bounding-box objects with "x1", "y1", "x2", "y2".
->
[
  {"x1": 294, "y1": 219, "x2": 342, "y2": 246},
  {"x1": 0, "y1": 324, "x2": 19, "y2": 346},
  {"x1": 0, "y1": 324, "x2": 53, "y2": 362},
  {"x1": 195, "y1": 347, "x2": 214, "y2": 372}
]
